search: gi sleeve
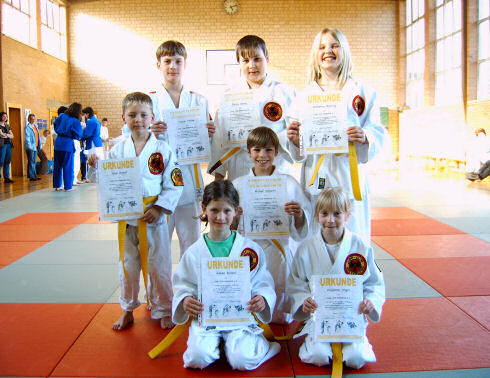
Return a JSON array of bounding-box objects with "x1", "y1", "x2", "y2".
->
[
  {"x1": 287, "y1": 243, "x2": 313, "y2": 322},
  {"x1": 355, "y1": 85, "x2": 386, "y2": 164},
  {"x1": 208, "y1": 108, "x2": 227, "y2": 177},
  {"x1": 154, "y1": 141, "x2": 183, "y2": 214},
  {"x1": 362, "y1": 247, "x2": 385, "y2": 323},
  {"x1": 288, "y1": 176, "x2": 312, "y2": 243},
  {"x1": 250, "y1": 242, "x2": 276, "y2": 324},
  {"x1": 172, "y1": 251, "x2": 199, "y2": 324}
]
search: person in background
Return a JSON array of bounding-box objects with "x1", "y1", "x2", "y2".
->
[
  {"x1": 25, "y1": 114, "x2": 41, "y2": 181},
  {"x1": 0, "y1": 112, "x2": 14, "y2": 183},
  {"x1": 100, "y1": 117, "x2": 109, "y2": 156}
]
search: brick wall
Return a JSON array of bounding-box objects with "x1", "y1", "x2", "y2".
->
[
  {"x1": 2, "y1": 35, "x2": 69, "y2": 125},
  {"x1": 67, "y1": 0, "x2": 399, "y2": 137}
]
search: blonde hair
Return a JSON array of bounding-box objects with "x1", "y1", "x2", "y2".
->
[
  {"x1": 307, "y1": 28, "x2": 353, "y2": 89},
  {"x1": 314, "y1": 187, "x2": 351, "y2": 218},
  {"x1": 247, "y1": 126, "x2": 279, "y2": 152},
  {"x1": 122, "y1": 92, "x2": 153, "y2": 114},
  {"x1": 156, "y1": 40, "x2": 187, "y2": 61}
]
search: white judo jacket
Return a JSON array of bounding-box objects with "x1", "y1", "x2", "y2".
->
[
  {"x1": 108, "y1": 133, "x2": 183, "y2": 227},
  {"x1": 172, "y1": 232, "x2": 276, "y2": 331},
  {"x1": 150, "y1": 85, "x2": 209, "y2": 206},
  {"x1": 209, "y1": 75, "x2": 296, "y2": 181},
  {"x1": 288, "y1": 230, "x2": 385, "y2": 327}
]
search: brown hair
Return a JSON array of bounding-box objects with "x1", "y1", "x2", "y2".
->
[
  {"x1": 235, "y1": 35, "x2": 268, "y2": 62},
  {"x1": 65, "y1": 103, "x2": 82, "y2": 119},
  {"x1": 200, "y1": 180, "x2": 240, "y2": 223},
  {"x1": 246, "y1": 126, "x2": 279, "y2": 152},
  {"x1": 156, "y1": 40, "x2": 187, "y2": 61},
  {"x1": 122, "y1": 92, "x2": 153, "y2": 114}
]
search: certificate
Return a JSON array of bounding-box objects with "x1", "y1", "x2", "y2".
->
[
  {"x1": 311, "y1": 274, "x2": 365, "y2": 343},
  {"x1": 199, "y1": 257, "x2": 252, "y2": 327},
  {"x1": 301, "y1": 91, "x2": 348, "y2": 154},
  {"x1": 97, "y1": 158, "x2": 143, "y2": 221},
  {"x1": 218, "y1": 91, "x2": 261, "y2": 147},
  {"x1": 241, "y1": 176, "x2": 289, "y2": 239},
  {"x1": 162, "y1": 106, "x2": 211, "y2": 165}
]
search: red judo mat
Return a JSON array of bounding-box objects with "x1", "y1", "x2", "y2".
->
[
  {"x1": 2, "y1": 212, "x2": 95, "y2": 225},
  {"x1": 449, "y1": 296, "x2": 490, "y2": 331},
  {"x1": 0, "y1": 303, "x2": 103, "y2": 377},
  {"x1": 52, "y1": 304, "x2": 294, "y2": 378},
  {"x1": 371, "y1": 207, "x2": 427, "y2": 220},
  {"x1": 288, "y1": 298, "x2": 490, "y2": 375},
  {"x1": 371, "y1": 218, "x2": 464, "y2": 236}
]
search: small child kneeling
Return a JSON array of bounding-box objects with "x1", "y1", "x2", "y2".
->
[
  {"x1": 172, "y1": 180, "x2": 280, "y2": 370},
  {"x1": 288, "y1": 187, "x2": 385, "y2": 369}
]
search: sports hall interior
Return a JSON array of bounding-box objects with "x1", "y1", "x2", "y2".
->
[{"x1": 0, "y1": 0, "x2": 489, "y2": 377}]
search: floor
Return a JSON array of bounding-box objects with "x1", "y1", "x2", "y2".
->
[{"x1": 0, "y1": 163, "x2": 489, "y2": 378}]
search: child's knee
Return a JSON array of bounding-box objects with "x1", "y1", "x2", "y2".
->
[
  {"x1": 342, "y1": 344, "x2": 368, "y2": 369},
  {"x1": 183, "y1": 343, "x2": 219, "y2": 369},
  {"x1": 299, "y1": 338, "x2": 332, "y2": 367}
]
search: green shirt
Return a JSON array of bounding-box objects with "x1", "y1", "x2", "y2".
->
[{"x1": 204, "y1": 231, "x2": 237, "y2": 257}]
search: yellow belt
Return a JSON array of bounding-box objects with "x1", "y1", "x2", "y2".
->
[
  {"x1": 332, "y1": 342, "x2": 343, "y2": 377},
  {"x1": 271, "y1": 239, "x2": 286, "y2": 259},
  {"x1": 208, "y1": 146, "x2": 241, "y2": 175},
  {"x1": 117, "y1": 195, "x2": 158, "y2": 303},
  {"x1": 308, "y1": 141, "x2": 362, "y2": 201}
]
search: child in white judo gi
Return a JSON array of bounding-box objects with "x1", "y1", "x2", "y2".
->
[
  {"x1": 149, "y1": 40, "x2": 215, "y2": 257},
  {"x1": 233, "y1": 127, "x2": 311, "y2": 324},
  {"x1": 108, "y1": 92, "x2": 183, "y2": 330},
  {"x1": 209, "y1": 35, "x2": 296, "y2": 181},
  {"x1": 287, "y1": 28, "x2": 386, "y2": 242},
  {"x1": 288, "y1": 187, "x2": 385, "y2": 369},
  {"x1": 172, "y1": 180, "x2": 280, "y2": 370}
]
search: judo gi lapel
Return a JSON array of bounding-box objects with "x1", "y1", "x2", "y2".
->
[
  {"x1": 229, "y1": 232, "x2": 245, "y2": 259},
  {"x1": 332, "y1": 229, "x2": 353, "y2": 274}
]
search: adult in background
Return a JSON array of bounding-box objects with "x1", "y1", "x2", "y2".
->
[
  {"x1": 53, "y1": 103, "x2": 83, "y2": 191},
  {"x1": 25, "y1": 114, "x2": 42, "y2": 181},
  {"x1": 0, "y1": 112, "x2": 14, "y2": 183}
]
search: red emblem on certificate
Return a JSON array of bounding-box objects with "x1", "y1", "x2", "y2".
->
[
  {"x1": 344, "y1": 253, "x2": 367, "y2": 275},
  {"x1": 148, "y1": 153, "x2": 164, "y2": 175},
  {"x1": 352, "y1": 95, "x2": 365, "y2": 116},
  {"x1": 240, "y1": 248, "x2": 258, "y2": 271},
  {"x1": 171, "y1": 168, "x2": 184, "y2": 186},
  {"x1": 263, "y1": 102, "x2": 283, "y2": 122}
]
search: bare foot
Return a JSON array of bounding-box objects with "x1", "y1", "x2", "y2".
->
[
  {"x1": 112, "y1": 311, "x2": 134, "y2": 331},
  {"x1": 160, "y1": 316, "x2": 174, "y2": 329}
]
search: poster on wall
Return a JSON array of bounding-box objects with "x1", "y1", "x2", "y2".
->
[{"x1": 206, "y1": 50, "x2": 240, "y2": 85}]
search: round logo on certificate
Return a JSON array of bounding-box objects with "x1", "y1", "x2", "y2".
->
[
  {"x1": 344, "y1": 253, "x2": 367, "y2": 275},
  {"x1": 148, "y1": 153, "x2": 164, "y2": 175},
  {"x1": 171, "y1": 168, "x2": 184, "y2": 186},
  {"x1": 263, "y1": 102, "x2": 283, "y2": 122},
  {"x1": 352, "y1": 95, "x2": 365, "y2": 116},
  {"x1": 240, "y1": 248, "x2": 258, "y2": 271}
]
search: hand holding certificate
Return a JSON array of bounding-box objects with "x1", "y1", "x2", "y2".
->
[
  {"x1": 241, "y1": 176, "x2": 289, "y2": 239},
  {"x1": 199, "y1": 257, "x2": 253, "y2": 327},
  {"x1": 300, "y1": 90, "x2": 349, "y2": 154},
  {"x1": 218, "y1": 91, "x2": 261, "y2": 147},
  {"x1": 311, "y1": 274, "x2": 365, "y2": 343},
  {"x1": 97, "y1": 157, "x2": 143, "y2": 221},
  {"x1": 162, "y1": 106, "x2": 211, "y2": 165}
]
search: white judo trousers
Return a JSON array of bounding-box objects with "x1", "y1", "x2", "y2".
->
[
  {"x1": 287, "y1": 79, "x2": 386, "y2": 242},
  {"x1": 288, "y1": 230, "x2": 385, "y2": 369},
  {"x1": 150, "y1": 85, "x2": 208, "y2": 257},
  {"x1": 172, "y1": 233, "x2": 280, "y2": 370},
  {"x1": 119, "y1": 224, "x2": 173, "y2": 319}
]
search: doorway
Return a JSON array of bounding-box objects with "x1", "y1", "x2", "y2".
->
[{"x1": 7, "y1": 104, "x2": 24, "y2": 177}]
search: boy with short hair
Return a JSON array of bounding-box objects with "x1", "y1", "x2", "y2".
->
[
  {"x1": 233, "y1": 127, "x2": 311, "y2": 323},
  {"x1": 149, "y1": 40, "x2": 215, "y2": 257},
  {"x1": 109, "y1": 91, "x2": 183, "y2": 330},
  {"x1": 210, "y1": 35, "x2": 296, "y2": 182}
]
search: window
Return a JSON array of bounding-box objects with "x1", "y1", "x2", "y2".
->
[
  {"x1": 40, "y1": 0, "x2": 67, "y2": 60},
  {"x1": 435, "y1": 0, "x2": 462, "y2": 105},
  {"x1": 477, "y1": 0, "x2": 490, "y2": 99},
  {"x1": 2, "y1": 0, "x2": 37, "y2": 47},
  {"x1": 405, "y1": 0, "x2": 425, "y2": 108}
]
